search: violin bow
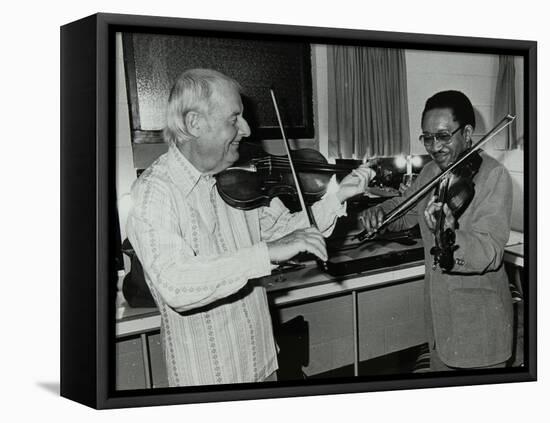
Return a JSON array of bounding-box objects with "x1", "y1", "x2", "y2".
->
[
  {"x1": 269, "y1": 89, "x2": 318, "y2": 229},
  {"x1": 270, "y1": 89, "x2": 327, "y2": 270},
  {"x1": 354, "y1": 114, "x2": 516, "y2": 242}
]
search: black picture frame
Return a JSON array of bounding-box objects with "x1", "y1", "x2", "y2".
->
[{"x1": 60, "y1": 12, "x2": 537, "y2": 409}]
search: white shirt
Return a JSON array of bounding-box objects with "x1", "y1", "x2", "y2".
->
[{"x1": 126, "y1": 144, "x2": 346, "y2": 386}]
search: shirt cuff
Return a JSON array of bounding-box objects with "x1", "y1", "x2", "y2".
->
[
  {"x1": 248, "y1": 241, "x2": 274, "y2": 277},
  {"x1": 324, "y1": 192, "x2": 347, "y2": 217}
]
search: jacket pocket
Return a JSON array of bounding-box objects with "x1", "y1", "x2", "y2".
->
[{"x1": 448, "y1": 274, "x2": 497, "y2": 292}]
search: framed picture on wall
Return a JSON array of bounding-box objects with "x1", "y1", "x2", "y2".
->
[{"x1": 61, "y1": 12, "x2": 537, "y2": 409}]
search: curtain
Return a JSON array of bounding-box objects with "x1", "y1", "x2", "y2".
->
[
  {"x1": 327, "y1": 46, "x2": 410, "y2": 159},
  {"x1": 494, "y1": 55, "x2": 518, "y2": 149}
]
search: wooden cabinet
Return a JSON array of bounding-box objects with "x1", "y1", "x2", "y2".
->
[{"x1": 115, "y1": 267, "x2": 426, "y2": 389}]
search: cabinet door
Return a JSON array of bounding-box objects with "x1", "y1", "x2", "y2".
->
[
  {"x1": 358, "y1": 278, "x2": 426, "y2": 360},
  {"x1": 116, "y1": 332, "x2": 168, "y2": 390},
  {"x1": 274, "y1": 294, "x2": 354, "y2": 377}
]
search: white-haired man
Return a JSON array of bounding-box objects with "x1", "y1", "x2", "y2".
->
[{"x1": 127, "y1": 68, "x2": 373, "y2": 386}]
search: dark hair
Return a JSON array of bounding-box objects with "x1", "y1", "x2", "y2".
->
[{"x1": 421, "y1": 90, "x2": 476, "y2": 130}]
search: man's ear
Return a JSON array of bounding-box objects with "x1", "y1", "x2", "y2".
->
[
  {"x1": 184, "y1": 110, "x2": 202, "y2": 138},
  {"x1": 463, "y1": 124, "x2": 474, "y2": 146}
]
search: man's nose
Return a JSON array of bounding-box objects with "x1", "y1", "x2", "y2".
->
[
  {"x1": 238, "y1": 116, "x2": 251, "y2": 138},
  {"x1": 428, "y1": 139, "x2": 444, "y2": 152}
]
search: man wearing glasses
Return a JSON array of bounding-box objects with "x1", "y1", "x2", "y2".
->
[{"x1": 360, "y1": 90, "x2": 514, "y2": 371}]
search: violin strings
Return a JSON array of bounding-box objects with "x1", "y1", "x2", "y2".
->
[
  {"x1": 256, "y1": 163, "x2": 351, "y2": 173},
  {"x1": 253, "y1": 157, "x2": 356, "y2": 172}
]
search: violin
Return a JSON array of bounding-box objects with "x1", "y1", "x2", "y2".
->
[
  {"x1": 216, "y1": 145, "x2": 359, "y2": 211},
  {"x1": 430, "y1": 149, "x2": 482, "y2": 271}
]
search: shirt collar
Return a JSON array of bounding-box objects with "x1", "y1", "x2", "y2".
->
[{"x1": 167, "y1": 144, "x2": 216, "y2": 197}]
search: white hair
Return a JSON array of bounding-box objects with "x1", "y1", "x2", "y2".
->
[{"x1": 163, "y1": 68, "x2": 241, "y2": 146}]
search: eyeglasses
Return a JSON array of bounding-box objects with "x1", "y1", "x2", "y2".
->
[{"x1": 419, "y1": 126, "x2": 463, "y2": 147}]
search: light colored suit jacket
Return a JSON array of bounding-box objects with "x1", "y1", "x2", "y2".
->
[{"x1": 379, "y1": 152, "x2": 513, "y2": 368}]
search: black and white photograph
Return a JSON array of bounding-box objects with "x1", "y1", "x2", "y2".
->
[
  {"x1": 111, "y1": 22, "x2": 531, "y2": 393},
  {"x1": 5, "y1": 0, "x2": 549, "y2": 421}
]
